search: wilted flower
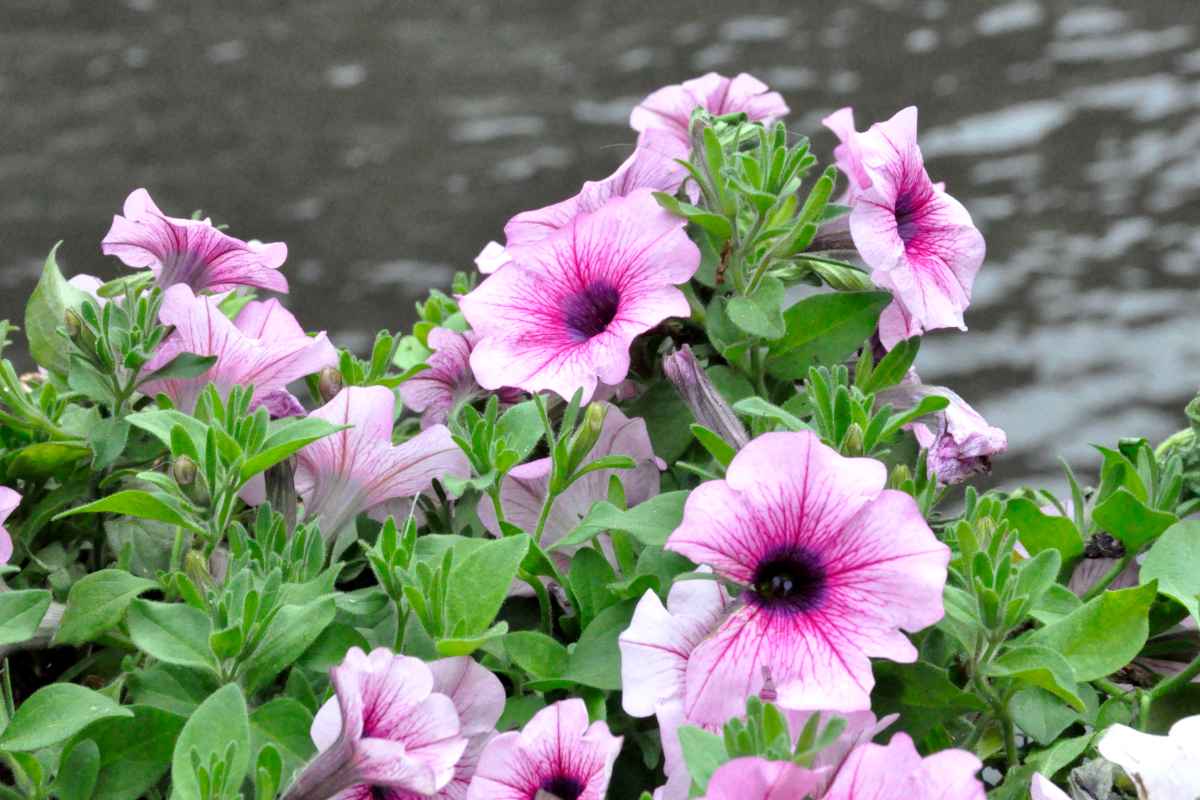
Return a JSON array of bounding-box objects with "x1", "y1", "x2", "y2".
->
[
  {"x1": 398, "y1": 327, "x2": 522, "y2": 427},
  {"x1": 630, "y1": 72, "x2": 790, "y2": 149},
  {"x1": 0, "y1": 488, "x2": 20, "y2": 565},
  {"x1": 141, "y1": 284, "x2": 337, "y2": 413},
  {"x1": 1097, "y1": 714, "x2": 1200, "y2": 799},
  {"x1": 102, "y1": 188, "x2": 289, "y2": 294},
  {"x1": 460, "y1": 190, "x2": 699, "y2": 402},
  {"x1": 662, "y1": 345, "x2": 749, "y2": 449},
  {"x1": 823, "y1": 107, "x2": 985, "y2": 349},
  {"x1": 665, "y1": 431, "x2": 950, "y2": 723},
  {"x1": 294, "y1": 386, "x2": 469, "y2": 540},
  {"x1": 466, "y1": 699, "x2": 621, "y2": 800},
  {"x1": 288, "y1": 648, "x2": 467, "y2": 800}
]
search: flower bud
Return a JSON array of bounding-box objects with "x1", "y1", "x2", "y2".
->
[
  {"x1": 888, "y1": 463, "x2": 912, "y2": 489},
  {"x1": 318, "y1": 367, "x2": 344, "y2": 403},
  {"x1": 184, "y1": 549, "x2": 211, "y2": 589},
  {"x1": 64, "y1": 309, "x2": 83, "y2": 340},
  {"x1": 842, "y1": 423, "x2": 864, "y2": 456},
  {"x1": 565, "y1": 402, "x2": 608, "y2": 475},
  {"x1": 171, "y1": 455, "x2": 198, "y2": 486},
  {"x1": 663, "y1": 346, "x2": 749, "y2": 450}
]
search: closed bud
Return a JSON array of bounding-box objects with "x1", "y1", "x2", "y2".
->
[
  {"x1": 663, "y1": 346, "x2": 749, "y2": 450},
  {"x1": 842, "y1": 423, "x2": 864, "y2": 456},
  {"x1": 565, "y1": 402, "x2": 608, "y2": 475},
  {"x1": 172, "y1": 455, "x2": 198, "y2": 486},
  {"x1": 184, "y1": 549, "x2": 211, "y2": 589},
  {"x1": 64, "y1": 309, "x2": 83, "y2": 340},
  {"x1": 318, "y1": 367, "x2": 344, "y2": 403},
  {"x1": 888, "y1": 463, "x2": 912, "y2": 489}
]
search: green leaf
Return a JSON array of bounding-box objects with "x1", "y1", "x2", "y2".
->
[
  {"x1": 136, "y1": 353, "x2": 217, "y2": 386},
  {"x1": 725, "y1": 277, "x2": 786, "y2": 340},
  {"x1": 0, "y1": 590, "x2": 52, "y2": 646},
  {"x1": 731, "y1": 396, "x2": 810, "y2": 432},
  {"x1": 125, "y1": 409, "x2": 209, "y2": 453},
  {"x1": 0, "y1": 684, "x2": 133, "y2": 752},
  {"x1": 435, "y1": 621, "x2": 508, "y2": 657},
  {"x1": 859, "y1": 336, "x2": 920, "y2": 394},
  {"x1": 249, "y1": 698, "x2": 314, "y2": 785},
  {"x1": 1027, "y1": 582, "x2": 1156, "y2": 680},
  {"x1": 568, "y1": 548, "x2": 618, "y2": 629},
  {"x1": 240, "y1": 417, "x2": 343, "y2": 481},
  {"x1": 74, "y1": 705, "x2": 185, "y2": 800},
  {"x1": 126, "y1": 599, "x2": 216, "y2": 673},
  {"x1": 446, "y1": 535, "x2": 530, "y2": 636},
  {"x1": 52, "y1": 739, "x2": 100, "y2": 800},
  {"x1": 676, "y1": 725, "x2": 728, "y2": 792},
  {"x1": 126, "y1": 664, "x2": 219, "y2": 718},
  {"x1": 765, "y1": 291, "x2": 891, "y2": 380},
  {"x1": 505, "y1": 631, "x2": 569, "y2": 680},
  {"x1": 1012, "y1": 549, "x2": 1062, "y2": 614},
  {"x1": 1009, "y1": 687, "x2": 1080, "y2": 746},
  {"x1": 1140, "y1": 520, "x2": 1200, "y2": 622},
  {"x1": 689, "y1": 424, "x2": 736, "y2": 468},
  {"x1": 88, "y1": 418, "x2": 131, "y2": 471},
  {"x1": 985, "y1": 645, "x2": 1084, "y2": 711},
  {"x1": 8, "y1": 442, "x2": 91, "y2": 481},
  {"x1": 563, "y1": 599, "x2": 637, "y2": 690},
  {"x1": 297, "y1": 623, "x2": 370, "y2": 674},
  {"x1": 1092, "y1": 488, "x2": 1177, "y2": 552},
  {"x1": 496, "y1": 400, "x2": 546, "y2": 464},
  {"x1": 1029, "y1": 584, "x2": 1084, "y2": 625},
  {"x1": 1005, "y1": 498, "x2": 1084, "y2": 567},
  {"x1": 25, "y1": 243, "x2": 89, "y2": 374},
  {"x1": 1027, "y1": 734, "x2": 1091, "y2": 780},
  {"x1": 240, "y1": 597, "x2": 336, "y2": 693},
  {"x1": 623, "y1": 381, "x2": 694, "y2": 464},
  {"x1": 55, "y1": 491, "x2": 204, "y2": 534},
  {"x1": 555, "y1": 492, "x2": 689, "y2": 550},
  {"x1": 870, "y1": 661, "x2": 987, "y2": 743},
  {"x1": 55, "y1": 569, "x2": 158, "y2": 646},
  {"x1": 171, "y1": 684, "x2": 250, "y2": 800}
]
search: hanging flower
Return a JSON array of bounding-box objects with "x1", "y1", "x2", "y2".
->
[
  {"x1": 287, "y1": 648, "x2": 467, "y2": 800},
  {"x1": 630, "y1": 72, "x2": 790, "y2": 149},
  {"x1": 1097, "y1": 715, "x2": 1200, "y2": 799},
  {"x1": 101, "y1": 188, "x2": 289, "y2": 294},
  {"x1": 664, "y1": 431, "x2": 950, "y2": 724},
  {"x1": 0, "y1": 488, "x2": 20, "y2": 565},
  {"x1": 398, "y1": 328, "x2": 522, "y2": 428},
  {"x1": 460, "y1": 189, "x2": 699, "y2": 402},
  {"x1": 822, "y1": 107, "x2": 985, "y2": 349},
  {"x1": 466, "y1": 699, "x2": 621, "y2": 800},
  {"x1": 294, "y1": 386, "x2": 469, "y2": 541},
  {"x1": 141, "y1": 284, "x2": 337, "y2": 413}
]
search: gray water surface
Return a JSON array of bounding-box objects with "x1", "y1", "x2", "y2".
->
[{"x1": 3, "y1": 0, "x2": 1199, "y2": 487}]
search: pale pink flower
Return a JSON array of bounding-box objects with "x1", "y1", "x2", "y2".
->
[
  {"x1": 703, "y1": 757, "x2": 821, "y2": 800},
  {"x1": 465, "y1": 699, "x2": 622, "y2": 800},
  {"x1": 294, "y1": 386, "x2": 469, "y2": 540},
  {"x1": 398, "y1": 328, "x2": 522, "y2": 428},
  {"x1": 0, "y1": 488, "x2": 20, "y2": 565},
  {"x1": 822, "y1": 107, "x2": 985, "y2": 349},
  {"x1": 141, "y1": 284, "x2": 336, "y2": 413},
  {"x1": 66, "y1": 274, "x2": 107, "y2": 305},
  {"x1": 1098, "y1": 715, "x2": 1200, "y2": 800},
  {"x1": 288, "y1": 648, "x2": 467, "y2": 800},
  {"x1": 1030, "y1": 774, "x2": 1070, "y2": 800},
  {"x1": 102, "y1": 188, "x2": 288, "y2": 294},
  {"x1": 460, "y1": 189, "x2": 699, "y2": 402},
  {"x1": 630, "y1": 72, "x2": 789, "y2": 149},
  {"x1": 665, "y1": 431, "x2": 950, "y2": 723}
]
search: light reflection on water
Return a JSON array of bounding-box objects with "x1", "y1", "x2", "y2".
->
[{"x1": 2, "y1": 0, "x2": 1199, "y2": 488}]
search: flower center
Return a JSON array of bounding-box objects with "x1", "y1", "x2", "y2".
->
[
  {"x1": 535, "y1": 775, "x2": 585, "y2": 800},
  {"x1": 749, "y1": 548, "x2": 826, "y2": 612},
  {"x1": 563, "y1": 282, "x2": 620, "y2": 342}
]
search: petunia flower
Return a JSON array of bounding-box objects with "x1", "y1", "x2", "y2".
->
[
  {"x1": 1030, "y1": 774, "x2": 1070, "y2": 800},
  {"x1": 630, "y1": 72, "x2": 790, "y2": 149},
  {"x1": 294, "y1": 386, "x2": 469, "y2": 541},
  {"x1": 421, "y1": 657, "x2": 507, "y2": 800},
  {"x1": 822, "y1": 107, "x2": 985, "y2": 349},
  {"x1": 665, "y1": 431, "x2": 950, "y2": 723},
  {"x1": 877, "y1": 370, "x2": 1006, "y2": 484},
  {"x1": 101, "y1": 188, "x2": 288, "y2": 294},
  {"x1": 465, "y1": 699, "x2": 621, "y2": 800},
  {"x1": 398, "y1": 328, "x2": 522, "y2": 428},
  {"x1": 286, "y1": 648, "x2": 467, "y2": 800},
  {"x1": 1097, "y1": 715, "x2": 1200, "y2": 799},
  {"x1": 0, "y1": 488, "x2": 20, "y2": 565},
  {"x1": 141, "y1": 284, "x2": 337, "y2": 413},
  {"x1": 662, "y1": 345, "x2": 749, "y2": 450},
  {"x1": 460, "y1": 189, "x2": 699, "y2": 402}
]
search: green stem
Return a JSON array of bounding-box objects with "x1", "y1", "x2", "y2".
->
[
  {"x1": 1147, "y1": 650, "x2": 1200, "y2": 708},
  {"x1": 522, "y1": 569, "x2": 553, "y2": 634},
  {"x1": 532, "y1": 489, "x2": 559, "y2": 546},
  {"x1": 1079, "y1": 551, "x2": 1137, "y2": 602},
  {"x1": 1138, "y1": 690, "x2": 1153, "y2": 732},
  {"x1": 1092, "y1": 676, "x2": 1128, "y2": 698},
  {"x1": 681, "y1": 282, "x2": 707, "y2": 325}
]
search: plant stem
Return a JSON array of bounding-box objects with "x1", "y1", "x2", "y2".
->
[
  {"x1": 532, "y1": 489, "x2": 559, "y2": 546},
  {"x1": 1092, "y1": 676, "x2": 1128, "y2": 698},
  {"x1": 1079, "y1": 551, "x2": 1137, "y2": 603},
  {"x1": 1144, "y1": 651, "x2": 1200, "y2": 725}
]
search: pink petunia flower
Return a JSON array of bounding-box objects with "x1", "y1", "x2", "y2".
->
[
  {"x1": 288, "y1": 648, "x2": 467, "y2": 800},
  {"x1": 416, "y1": 657, "x2": 507, "y2": 800},
  {"x1": 630, "y1": 72, "x2": 790, "y2": 149},
  {"x1": 1030, "y1": 774, "x2": 1070, "y2": 800},
  {"x1": 141, "y1": 284, "x2": 337, "y2": 413},
  {"x1": 101, "y1": 188, "x2": 288, "y2": 294},
  {"x1": 460, "y1": 189, "x2": 700, "y2": 402},
  {"x1": 465, "y1": 699, "x2": 622, "y2": 800},
  {"x1": 294, "y1": 386, "x2": 469, "y2": 541},
  {"x1": 664, "y1": 431, "x2": 950, "y2": 723},
  {"x1": 0, "y1": 488, "x2": 20, "y2": 565},
  {"x1": 1097, "y1": 715, "x2": 1200, "y2": 798},
  {"x1": 398, "y1": 328, "x2": 522, "y2": 428},
  {"x1": 822, "y1": 107, "x2": 985, "y2": 349}
]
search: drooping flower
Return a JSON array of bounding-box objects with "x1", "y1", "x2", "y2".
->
[
  {"x1": 630, "y1": 72, "x2": 790, "y2": 149},
  {"x1": 460, "y1": 189, "x2": 699, "y2": 402},
  {"x1": 822, "y1": 107, "x2": 985, "y2": 349},
  {"x1": 662, "y1": 345, "x2": 749, "y2": 450},
  {"x1": 465, "y1": 699, "x2": 622, "y2": 800},
  {"x1": 294, "y1": 386, "x2": 469, "y2": 541},
  {"x1": 101, "y1": 188, "x2": 289, "y2": 294},
  {"x1": 664, "y1": 431, "x2": 950, "y2": 723},
  {"x1": 398, "y1": 328, "x2": 522, "y2": 428},
  {"x1": 1097, "y1": 715, "x2": 1200, "y2": 799},
  {"x1": 877, "y1": 371, "x2": 1006, "y2": 484},
  {"x1": 0, "y1": 488, "x2": 20, "y2": 565},
  {"x1": 141, "y1": 284, "x2": 337, "y2": 413},
  {"x1": 288, "y1": 648, "x2": 467, "y2": 800},
  {"x1": 1030, "y1": 774, "x2": 1070, "y2": 800}
]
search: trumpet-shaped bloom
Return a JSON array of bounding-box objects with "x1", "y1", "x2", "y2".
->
[
  {"x1": 295, "y1": 648, "x2": 467, "y2": 799},
  {"x1": 823, "y1": 107, "x2": 985, "y2": 349},
  {"x1": 1097, "y1": 715, "x2": 1200, "y2": 800},
  {"x1": 665, "y1": 431, "x2": 950, "y2": 723},
  {"x1": 460, "y1": 190, "x2": 699, "y2": 401},
  {"x1": 101, "y1": 188, "x2": 288, "y2": 294},
  {"x1": 398, "y1": 328, "x2": 522, "y2": 427},
  {"x1": 466, "y1": 699, "x2": 621, "y2": 800},
  {"x1": 141, "y1": 285, "x2": 336, "y2": 413},
  {"x1": 295, "y1": 386, "x2": 469, "y2": 540},
  {"x1": 631, "y1": 72, "x2": 789, "y2": 148},
  {"x1": 0, "y1": 488, "x2": 20, "y2": 564}
]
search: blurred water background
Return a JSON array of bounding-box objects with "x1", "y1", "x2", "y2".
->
[{"x1": 2, "y1": 0, "x2": 1199, "y2": 488}]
